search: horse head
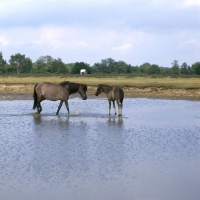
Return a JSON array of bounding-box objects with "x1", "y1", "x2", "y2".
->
[
  {"x1": 95, "y1": 84, "x2": 103, "y2": 96},
  {"x1": 78, "y1": 84, "x2": 87, "y2": 100}
]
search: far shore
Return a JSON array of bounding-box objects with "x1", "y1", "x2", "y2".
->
[{"x1": 0, "y1": 83, "x2": 200, "y2": 101}]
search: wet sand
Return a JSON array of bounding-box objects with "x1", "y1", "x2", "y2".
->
[{"x1": 0, "y1": 84, "x2": 200, "y2": 100}]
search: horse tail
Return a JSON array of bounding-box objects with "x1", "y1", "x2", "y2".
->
[
  {"x1": 119, "y1": 88, "x2": 124, "y2": 106},
  {"x1": 33, "y1": 83, "x2": 38, "y2": 109}
]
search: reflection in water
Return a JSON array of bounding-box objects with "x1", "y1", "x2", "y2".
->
[
  {"x1": 32, "y1": 113, "x2": 70, "y2": 124},
  {"x1": 0, "y1": 99, "x2": 200, "y2": 200},
  {"x1": 108, "y1": 116, "x2": 123, "y2": 125},
  {"x1": 33, "y1": 113, "x2": 43, "y2": 124}
]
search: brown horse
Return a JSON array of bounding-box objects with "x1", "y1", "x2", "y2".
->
[
  {"x1": 33, "y1": 81, "x2": 87, "y2": 115},
  {"x1": 95, "y1": 84, "x2": 124, "y2": 116}
]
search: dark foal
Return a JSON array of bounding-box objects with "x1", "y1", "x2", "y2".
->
[{"x1": 95, "y1": 84, "x2": 124, "y2": 116}]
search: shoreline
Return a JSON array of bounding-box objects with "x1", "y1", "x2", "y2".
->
[{"x1": 0, "y1": 84, "x2": 200, "y2": 100}]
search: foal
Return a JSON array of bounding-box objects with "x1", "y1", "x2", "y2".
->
[{"x1": 95, "y1": 84, "x2": 124, "y2": 116}]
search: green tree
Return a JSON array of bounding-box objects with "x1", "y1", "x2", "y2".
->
[
  {"x1": 9, "y1": 53, "x2": 26, "y2": 74},
  {"x1": 192, "y1": 62, "x2": 200, "y2": 75},
  {"x1": 160, "y1": 67, "x2": 172, "y2": 74},
  {"x1": 180, "y1": 62, "x2": 189, "y2": 74},
  {"x1": 21, "y1": 58, "x2": 32, "y2": 73},
  {"x1": 65, "y1": 63, "x2": 74, "y2": 74},
  {"x1": 0, "y1": 52, "x2": 7, "y2": 74},
  {"x1": 101, "y1": 58, "x2": 115, "y2": 73},
  {"x1": 71, "y1": 62, "x2": 91, "y2": 74},
  {"x1": 114, "y1": 61, "x2": 131, "y2": 74},
  {"x1": 139, "y1": 63, "x2": 151, "y2": 74},
  {"x1": 96, "y1": 58, "x2": 116, "y2": 73},
  {"x1": 147, "y1": 64, "x2": 161, "y2": 74},
  {"x1": 130, "y1": 66, "x2": 140, "y2": 74},
  {"x1": 187, "y1": 66, "x2": 193, "y2": 74},
  {"x1": 171, "y1": 60, "x2": 180, "y2": 74},
  {"x1": 52, "y1": 58, "x2": 68, "y2": 73},
  {"x1": 4, "y1": 64, "x2": 15, "y2": 74},
  {"x1": 32, "y1": 55, "x2": 54, "y2": 73},
  {"x1": 91, "y1": 63, "x2": 101, "y2": 74}
]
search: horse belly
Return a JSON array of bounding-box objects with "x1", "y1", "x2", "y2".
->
[
  {"x1": 110, "y1": 90, "x2": 119, "y2": 100},
  {"x1": 112, "y1": 87, "x2": 123, "y2": 100},
  {"x1": 42, "y1": 86, "x2": 62, "y2": 101}
]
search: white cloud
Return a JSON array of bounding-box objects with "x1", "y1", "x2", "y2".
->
[
  {"x1": 0, "y1": 25, "x2": 156, "y2": 64},
  {"x1": 111, "y1": 43, "x2": 133, "y2": 51},
  {"x1": 0, "y1": 0, "x2": 199, "y2": 66},
  {"x1": 151, "y1": 0, "x2": 181, "y2": 6},
  {"x1": 180, "y1": 39, "x2": 200, "y2": 48},
  {"x1": 0, "y1": 37, "x2": 10, "y2": 46},
  {"x1": 183, "y1": 0, "x2": 200, "y2": 7},
  {"x1": 0, "y1": 26, "x2": 151, "y2": 50}
]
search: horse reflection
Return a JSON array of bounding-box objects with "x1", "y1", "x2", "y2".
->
[
  {"x1": 32, "y1": 114, "x2": 70, "y2": 125},
  {"x1": 108, "y1": 116, "x2": 123, "y2": 125}
]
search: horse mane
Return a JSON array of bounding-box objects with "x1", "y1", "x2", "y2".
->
[
  {"x1": 99, "y1": 84, "x2": 113, "y2": 89},
  {"x1": 59, "y1": 81, "x2": 70, "y2": 86},
  {"x1": 59, "y1": 81, "x2": 87, "y2": 94}
]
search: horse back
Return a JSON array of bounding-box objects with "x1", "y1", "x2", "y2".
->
[
  {"x1": 36, "y1": 82, "x2": 67, "y2": 100},
  {"x1": 111, "y1": 87, "x2": 124, "y2": 101}
]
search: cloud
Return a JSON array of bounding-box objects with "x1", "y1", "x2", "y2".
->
[
  {"x1": 0, "y1": 25, "x2": 155, "y2": 64},
  {"x1": 0, "y1": 37, "x2": 10, "y2": 46},
  {"x1": 0, "y1": 0, "x2": 199, "y2": 66},
  {"x1": 111, "y1": 44, "x2": 133, "y2": 51},
  {"x1": 183, "y1": 0, "x2": 200, "y2": 7},
  {"x1": 180, "y1": 39, "x2": 200, "y2": 48}
]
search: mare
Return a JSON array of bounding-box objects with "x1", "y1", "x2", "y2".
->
[
  {"x1": 95, "y1": 84, "x2": 124, "y2": 116},
  {"x1": 33, "y1": 81, "x2": 87, "y2": 115}
]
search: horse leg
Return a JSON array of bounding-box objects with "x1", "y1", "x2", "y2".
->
[
  {"x1": 113, "y1": 100, "x2": 117, "y2": 115},
  {"x1": 56, "y1": 100, "x2": 63, "y2": 115},
  {"x1": 64, "y1": 100, "x2": 70, "y2": 114},
  {"x1": 37, "y1": 95, "x2": 44, "y2": 114},
  {"x1": 116, "y1": 100, "x2": 122, "y2": 116},
  {"x1": 37, "y1": 101, "x2": 42, "y2": 114},
  {"x1": 108, "y1": 100, "x2": 111, "y2": 115}
]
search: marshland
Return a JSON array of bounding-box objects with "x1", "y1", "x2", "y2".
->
[
  {"x1": 1, "y1": 74, "x2": 200, "y2": 100},
  {"x1": 0, "y1": 75, "x2": 200, "y2": 200}
]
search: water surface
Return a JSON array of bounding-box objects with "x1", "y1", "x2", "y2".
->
[{"x1": 0, "y1": 98, "x2": 200, "y2": 200}]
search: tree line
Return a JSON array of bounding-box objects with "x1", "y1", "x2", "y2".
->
[{"x1": 0, "y1": 52, "x2": 200, "y2": 75}]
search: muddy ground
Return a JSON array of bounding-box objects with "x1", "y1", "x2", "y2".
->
[{"x1": 0, "y1": 83, "x2": 200, "y2": 100}]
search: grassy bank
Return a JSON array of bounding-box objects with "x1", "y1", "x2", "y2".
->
[
  {"x1": 1, "y1": 75, "x2": 200, "y2": 89},
  {"x1": 1, "y1": 75, "x2": 200, "y2": 100}
]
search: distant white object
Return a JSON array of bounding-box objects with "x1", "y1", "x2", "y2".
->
[{"x1": 80, "y1": 69, "x2": 87, "y2": 75}]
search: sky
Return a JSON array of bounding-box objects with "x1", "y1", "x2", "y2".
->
[{"x1": 0, "y1": 0, "x2": 200, "y2": 67}]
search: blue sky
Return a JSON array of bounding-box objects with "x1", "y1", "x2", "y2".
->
[{"x1": 0, "y1": 0, "x2": 200, "y2": 67}]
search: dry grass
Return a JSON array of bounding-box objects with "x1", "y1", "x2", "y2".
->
[
  {"x1": 1, "y1": 75, "x2": 200, "y2": 100},
  {"x1": 0, "y1": 75, "x2": 200, "y2": 89}
]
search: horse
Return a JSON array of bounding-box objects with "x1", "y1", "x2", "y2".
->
[
  {"x1": 33, "y1": 81, "x2": 87, "y2": 115},
  {"x1": 95, "y1": 84, "x2": 124, "y2": 116}
]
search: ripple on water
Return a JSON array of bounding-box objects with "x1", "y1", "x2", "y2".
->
[{"x1": 0, "y1": 99, "x2": 200, "y2": 200}]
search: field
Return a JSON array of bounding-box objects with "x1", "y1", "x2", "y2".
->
[
  {"x1": 1, "y1": 74, "x2": 200, "y2": 89},
  {"x1": 0, "y1": 75, "x2": 200, "y2": 100}
]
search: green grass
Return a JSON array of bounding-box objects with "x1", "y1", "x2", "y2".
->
[{"x1": 1, "y1": 75, "x2": 200, "y2": 89}]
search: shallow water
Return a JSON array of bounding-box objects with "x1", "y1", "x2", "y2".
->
[{"x1": 0, "y1": 98, "x2": 200, "y2": 200}]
